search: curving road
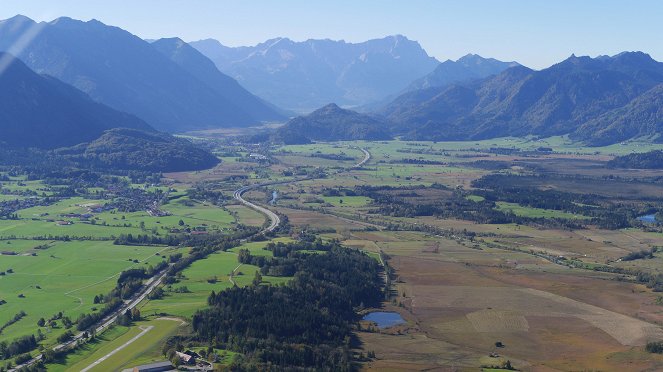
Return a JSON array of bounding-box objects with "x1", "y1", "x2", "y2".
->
[
  {"x1": 12, "y1": 147, "x2": 370, "y2": 372},
  {"x1": 233, "y1": 146, "x2": 370, "y2": 233}
]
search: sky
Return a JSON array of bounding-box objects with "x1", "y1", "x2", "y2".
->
[{"x1": 0, "y1": 0, "x2": 661, "y2": 69}]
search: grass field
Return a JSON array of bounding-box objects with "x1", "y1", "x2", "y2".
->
[
  {"x1": 0, "y1": 241, "x2": 181, "y2": 346},
  {"x1": 140, "y1": 238, "x2": 293, "y2": 318},
  {"x1": 5, "y1": 136, "x2": 663, "y2": 370},
  {"x1": 495, "y1": 201, "x2": 590, "y2": 219},
  {"x1": 47, "y1": 318, "x2": 183, "y2": 372}
]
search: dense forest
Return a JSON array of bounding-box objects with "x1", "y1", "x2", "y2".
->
[
  {"x1": 191, "y1": 241, "x2": 383, "y2": 371},
  {"x1": 0, "y1": 130, "x2": 219, "y2": 173},
  {"x1": 56, "y1": 128, "x2": 220, "y2": 172},
  {"x1": 609, "y1": 150, "x2": 663, "y2": 169}
]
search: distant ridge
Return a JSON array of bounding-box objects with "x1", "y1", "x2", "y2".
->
[
  {"x1": 151, "y1": 37, "x2": 287, "y2": 122},
  {"x1": 190, "y1": 36, "x2": 439, "y2": 111},
  {"x1": 406, "y1": 54, "x2": 520, "y2": 91},
  {"x1": 381, "y1": 51, "x2": 663, "y2": 145}
]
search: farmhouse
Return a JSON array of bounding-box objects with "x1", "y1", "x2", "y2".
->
[
  {"x1": 249, "y1": 153, "x2": 268, "y2": 160},
  {"x1": 175, "y1": 351, "x2": 196, "y2": 365}
]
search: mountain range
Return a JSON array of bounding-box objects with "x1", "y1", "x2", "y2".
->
[
  {"x1": 0, "y1": 52, "x2": 150, "y2": 148},
  {"x1": 0, "y1": 52, "x2": 219, "y2": 171},
  {"x1": 0, "y1": 15, "x2": 284, "y2": 132},
  {"x1": 190, "y1": 36, "x2": 440, "y2": 111},
  {"x1": 1, "y1": 13, "x2": 660, "y2": 149},
  {"x1": 380, "y1": 51, "x2": 663, "y2": 145}
]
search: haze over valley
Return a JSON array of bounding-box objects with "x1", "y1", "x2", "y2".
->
[{"x1": 1, "y1": 2, "x2": 663, "y2": 371}]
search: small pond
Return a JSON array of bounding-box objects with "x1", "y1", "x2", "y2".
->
[
  {"x1": 362, "y1": 311, "x2": 405, "y2": 329},
  {"x1": 270, "y1": 191, "x2": 278, "y2": 205},
  {"x1": 638, "y1": 214, "x2": 657, "y2": 223}
]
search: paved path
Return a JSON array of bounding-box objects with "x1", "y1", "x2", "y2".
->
[{"x1": 80, "y1": 325, "x2": 154, "y2": 372}]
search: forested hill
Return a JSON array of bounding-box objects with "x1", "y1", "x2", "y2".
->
[
  {"x1": 272, "y1": 103, "x2": 391, "y2": 144},
  {"x1": 381, "y1": 52, "x2": 663, "y2": 145},
  {"x1": 0, "y1": 52, "x2": 152, "y2": 149},
  {"x1": 56, "y1": 128, "x2": 220, "y2": 172}
]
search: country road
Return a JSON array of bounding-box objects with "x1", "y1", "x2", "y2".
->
[
  {"x1": 12, "y1": 146, "x2": 370, "y2": 372},
  {"x1": 232, "y1": 146, "x2": 370, "y2": 234}
]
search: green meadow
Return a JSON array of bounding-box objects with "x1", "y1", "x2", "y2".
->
[
  {"x1": 0, "y1": 240, "x2": 181, "y2": 346},
  {"x1": 495, "y1": 201, "x2": 590, "y2": 220},
  {"x1": 140, "y1": 238, "x2": 294, "y2": 319}
]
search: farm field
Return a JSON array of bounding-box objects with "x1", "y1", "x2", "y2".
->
[
  {"x1": 139, "y1": 238, "x2": 293, "y2": 318},
  {"x1": 494, "y1": 201, "x2": 590, "y2": 220},
  {"x1": 47, "y1": 318, "x2": 184, "y2": 372},
  {"x1": 0, "y1": 240, "x2": 179, "y2": 346},
  {"x1": 338, "y1": 230, "x2": 663, "y2": 371},
  {"x1": 262, "y1": 139, "x2": 663, "y2": 370},
  {"x1": 4, "y1": 136, "x2": 663, "y2": 371}
]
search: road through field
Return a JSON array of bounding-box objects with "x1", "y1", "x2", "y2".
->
[
  {"x1": 232, "y1": 146, "x2": 370, "y2": 233},
  {"x1": 12, "y1": 147, "x2": 371, "y2": 372},
  {"x1": 79, "y1": 325, "x2": 153, "y2": 372}
]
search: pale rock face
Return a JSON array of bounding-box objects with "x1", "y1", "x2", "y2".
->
[{"x1": 191, "y1": 35, "x2": 440, "y2": 111}]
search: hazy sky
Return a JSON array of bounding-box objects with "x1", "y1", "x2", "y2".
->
[{"x1": 0, "y1": 0, "x2": 661, "y2": 69}]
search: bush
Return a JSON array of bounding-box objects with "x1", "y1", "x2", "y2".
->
[
  {"x1": 14, "y1": 353, "x2": 31, "y2": 364},
  {"x1": 646, "y1": 341, "x2": 663, "y2": 353}
]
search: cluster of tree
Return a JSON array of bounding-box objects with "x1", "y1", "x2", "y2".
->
[
  {"x1": 609, "y1": 150, "x2": 663, "y2": 169},
  {"x1": 187, "y1": 185, "x2": 226, "y2": 206},
  {"x1": 0, "y1": 311, "x2": 26, "y2": 335},
  {"x1": 190, "y1": 242, "x2": 383, "y2": 370},
  {"x1": 646, "y1": 341, "x2": 663, "y2": 353},
  {"x1": 0, "y1": 335, "x2": 37, "y2": 360},
  {"x1": 321, "y1": 187, "x2": 358, "y2": 197},
  {"x1": 353, "y1": 184, "x2": 584, "y2": 229},
  {"x1": 636, "y1": 272, "x2": 663, "y2": 292},
  {"x1": 238, "y1": 239, "x2": 339, "y2": 277},
  {"x1": 114, "y1": 233, "x2": 182, "y2": 246},
  {"x1": 391, "y1": 158, "x2": 447, "y2": 165},
  {"x1": 116, "y1": 308, "x2": 141, "y2": 327},
  {"x1": 472, "y1": 174, "x2": 659, "y2": 229},
  {"x1": 621, "y1": 248, "x2": 658, "y2": 261}
]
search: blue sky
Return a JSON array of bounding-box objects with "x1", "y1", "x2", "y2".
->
[{"x1": 0, "y1": 0, "x2": 660, "y2": 69}]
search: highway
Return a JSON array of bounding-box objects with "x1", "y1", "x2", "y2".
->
[
  {"x1": 233, "y1": 146, "x2": 370, "y2": 233},
  {"x1": 12, "y1": 146, "x2": 370, "y2": 371},
  {"x1": 11, "y1": 267, "x2": 170, "y2": 371}
]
